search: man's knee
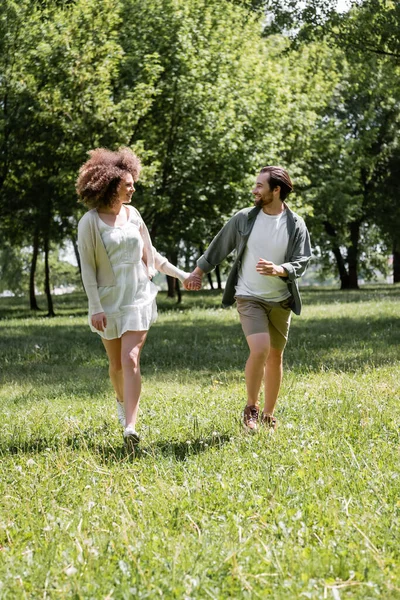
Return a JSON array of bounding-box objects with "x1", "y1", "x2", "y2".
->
[
  {"x1": 247, "y1": 333, "x2": 270, "y2": 362},
  {"x1": 267, "y1": 347, "x2": 284, "y2": 365},
  {"x1": 248, "y1": 345, "x2": 270, "y2": 362}
]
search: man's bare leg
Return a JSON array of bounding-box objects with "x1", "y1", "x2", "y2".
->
[
  {"x1": 243, "y1": 333, "x2": 270, "y2": 430},
  {"x1": 263, "y1": 347, "x2": 283, "y2": 417}
]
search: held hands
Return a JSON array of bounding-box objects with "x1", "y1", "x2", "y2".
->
[
  {"x1": 91, "y1": 312, "x2": 107, "y2": 331},
  {"x1": 256, "y1": 259, "x2": 287, "y2": 277},
  {"x1": 183, "y1": 270, "x2": 203, "y2": 291}
]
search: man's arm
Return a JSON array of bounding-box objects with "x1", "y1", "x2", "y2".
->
[
  {"x1": 184, "y1": 214, "x2": 239, "y2": 290},
  {"x1": 280, "y1": 223, "x2": 312, "y2": 281},
  {"x1": 255, "y1": 221, "x2": 311, "y2": 281}
]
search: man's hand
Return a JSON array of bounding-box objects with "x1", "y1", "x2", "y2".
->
[
  {"x1": 91, "y1": 311, "x2": 107, "y2": 331},
  {"x1": 183, "y1": 267, "x2": 203, "y2": 291},
  {"x1": 256, "y1": 259, "x2": 287, "y2": 277}
]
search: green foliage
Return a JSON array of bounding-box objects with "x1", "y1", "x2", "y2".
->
[
  {"x1": 0, "y1": 244, "x2": 30, "y2": 295},
  {"x1": 0, "y1": 242, "x2": 80, "y2": 295},
  {"x1": 0, "y1": 0, "x2": 399, "y2": 293},
  {"x1": 331, "y1": 0, "x2": 400, "y2": 60},
  {"x1": 252, "y1": 37, "x2": 342, "y2": 216},
  {"x1": 119, "y1": 0, "x2": 267, "y2": 253},
  {"x1": 34, "y1": 251, "x2": 81, "y2": 292},
  {"x1": 300, "y1": 47, "x2": 400, "y2": 284},
  {"x1": 0, "y1": 287, "x2": 399, "y2": 597},
  {"x1": 249, "y1": 0, "x2": 400, "y2": 285}
]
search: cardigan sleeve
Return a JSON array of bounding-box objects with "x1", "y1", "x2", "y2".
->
[
  {"x1": 153, "y1": 249, "x2": 189, "y2": 282},
  {"x1": 77, "y1": 217, "x2": 103, "y2": 316}
]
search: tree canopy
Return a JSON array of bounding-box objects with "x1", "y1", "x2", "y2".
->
[{"x1": 1, "y1": 0, "x2": 399, "y2": 306}]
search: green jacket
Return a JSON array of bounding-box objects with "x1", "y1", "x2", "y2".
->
[{"x1": 197, "y1": 204, "x2": 312, "y2": 315}]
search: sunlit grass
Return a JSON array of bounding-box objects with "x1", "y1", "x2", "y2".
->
[{"x1": 0, "y1": 285, "x2": 399, "y2": 598}]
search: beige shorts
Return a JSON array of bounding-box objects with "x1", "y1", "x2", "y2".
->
[{"x1": 236, "y1": 296, "x2": 292, "y2": 351}]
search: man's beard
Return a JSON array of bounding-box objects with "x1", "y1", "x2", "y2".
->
[{"x1": 254, "y1": 195, "x2": 272, "y2": 207}]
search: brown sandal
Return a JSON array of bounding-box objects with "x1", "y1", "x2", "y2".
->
[
  {"x1": 261, "y1": 413, "x2": 278, "y2": 430},
  {"x1": 243, "y1": 404, "x2": 259, "y2": 431}
]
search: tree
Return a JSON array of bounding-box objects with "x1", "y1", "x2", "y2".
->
[
  {"x1": 0, "y1": 244, "x2": 30, "y2": 296},
  {"x1": 253, "y1": 0, "x2": 400, "y2": 287},
  {"x1": 0, "y1": 0, "x2": 160, "y2": 311},
  {"x1": 329, "y1": 0, "x2": 400, "y2": 61},
  {"x1": 118, "y1": 0, "x2": 266, "y2": 295},
  {"x1": 302, "y1": 49, "x2": 400, "y2": 288},
  {"x1": 370, "y1": 149, "x2": 400, "y2": 282}
]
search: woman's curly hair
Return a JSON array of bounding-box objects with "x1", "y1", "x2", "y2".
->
[{"x1": 76, "y1": 147, "x2": 141, "y2": 209}]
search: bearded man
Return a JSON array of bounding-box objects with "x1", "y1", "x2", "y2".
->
[{"x1": 185, "y1": 166, "x2": 312, "y2": 431}]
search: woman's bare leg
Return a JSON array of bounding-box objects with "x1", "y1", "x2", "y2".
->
[
  {"x1": 102, "y1": 337, "x2": 123, "y2": 401},
  {"x1": 121, "y1": 330, "x2": 148, "y2": 429}
]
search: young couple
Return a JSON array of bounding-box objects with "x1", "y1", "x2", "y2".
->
[{"x1": 77, "y1": 148, "x2": 311, "y2": 445}]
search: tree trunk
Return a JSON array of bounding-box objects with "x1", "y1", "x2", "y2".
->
[
  {"x1": 166, "y1": 250, "x2": 182, "y2": 300},
  {"x1": 29, "y1": 228, "x2": 40, "y2": 311},
  {"x1": 43, "y1": 234, "x2": 55, "y2": 317},
  {"x1": 393, "y1": 238, "x2": 400, "y2": 283},
  {"x1": 215, "y1": 265, "x2": 222, "y2": 290},
  {"x1": 166, "y1": 276, "x2": 182, "y2": 302},
  {"x1": 323, "y1": 221, "x2": 350, "y2": 289},
  {"x1": 176, "y1": 278, "x2": 181, "y2": 304},
  {"x1": 166, "y1": 275, "x2": 176, "y2": 298},
  {"x1": 71, "y1": 233, "x2": 81, "y2": 276},
  {"x1": 346, "y1": 220, "x2": 361, "y2": 290},
  {"x1": 329, "y1": 247, "x2": 349, "y2": 289},
  {"x1": 207, "y1": 272, "x2": 214, "y2": 289}
]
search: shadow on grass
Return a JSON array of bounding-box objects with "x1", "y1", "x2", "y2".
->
[
  {"x1": 0, "y1": 290, "x2": 220, "y2": 320},
  {"x1": 0, "y1": 292, "x2": 89, "y2": 320},
  {"x1": 1, "y1": 426, "x2": 232, "y2": 463},
  {"x1": 0, "y1": 312, "x2": 399, "y2": 396},
  {"x1": 2, "y1": 285, "x2": 399, "y2": 320},
  {"x1": 300, "y1": 284, "x2": 400, "y2": 306},
  {"x1": 1, "y1": 285, "x2": 399, "y2": 406}
]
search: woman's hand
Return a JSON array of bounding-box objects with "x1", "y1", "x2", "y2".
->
[
  {"x1": 183, "y1": 267, "x2": 203, "y2": 291},
  {"x1": 91, "y1": 312, "x2": 107, "y2": 331},
  {"x1": 183, "y1": 273, "x2": 202, "y2": 290}
]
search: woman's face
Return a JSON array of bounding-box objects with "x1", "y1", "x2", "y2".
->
[{"x1": 117, "y1": 173, "x2": 135, "y2": 204}]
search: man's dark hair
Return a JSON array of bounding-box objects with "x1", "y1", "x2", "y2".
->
[{"x1": 260, "y1": 166, "x2": 293, "y2": 201}]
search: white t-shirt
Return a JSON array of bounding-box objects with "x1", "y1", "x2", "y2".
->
[{"x1": 235, "y1": 209, "x2": 291, "y2": 302}]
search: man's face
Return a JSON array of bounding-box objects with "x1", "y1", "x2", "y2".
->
[{"x1": 252, "y1": 172, "x2": 276, "y2": 207}]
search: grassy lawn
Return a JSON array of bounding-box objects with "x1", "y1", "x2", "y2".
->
[{"x1": 0, "y1": 285, "x2": 399, "y2": 599}]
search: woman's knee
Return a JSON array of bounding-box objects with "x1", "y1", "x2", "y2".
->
[
  {"x1": 108, "y1": 357, "x2": 122, "y2": 374},
  {"x1": 121, "y1": 348, "x2": 140, "y2": 370}
]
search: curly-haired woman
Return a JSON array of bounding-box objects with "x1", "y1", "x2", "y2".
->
[{"x1": 76, "y1": 147, "x2": 192, "y2": 445}]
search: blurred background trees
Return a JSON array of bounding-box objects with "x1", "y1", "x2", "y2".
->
[{"x1": 1, "y1": 0, "x2": 399, "y2": 310}]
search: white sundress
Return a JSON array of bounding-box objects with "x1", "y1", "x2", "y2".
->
[{"x1": 90, "y1": 209, "x2": 158, "y2": 340}]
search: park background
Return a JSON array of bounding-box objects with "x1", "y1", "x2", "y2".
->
[{"x1": 0, "y1": 0, "x2": 399, "y2": 598}]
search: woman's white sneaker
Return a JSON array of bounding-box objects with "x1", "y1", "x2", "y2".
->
[
  {"x1": 123, "y1": 425, "x2": 140, "y2": 446},
  {"x1": 116, "y1": 399, "x2": 125, "y2": 427}
]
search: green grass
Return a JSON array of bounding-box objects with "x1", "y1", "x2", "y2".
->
[{"x1": 0, "y1": 285, "x2": 399, "y2": 599}]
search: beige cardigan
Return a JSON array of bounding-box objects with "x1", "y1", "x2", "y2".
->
[{"x1": 77, "y1": 206, "x2": 170, "y2": 316}]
